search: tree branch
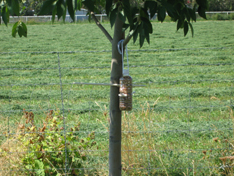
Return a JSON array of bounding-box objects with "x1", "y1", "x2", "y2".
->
[
  {"x1": 123, "y1": 32, "x2": 133, "y2": 47},
  {"x1": 91, "y1": 12, "x2": 113, "y2": 44}
]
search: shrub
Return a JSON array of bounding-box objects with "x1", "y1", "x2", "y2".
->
[
  {"x1": 0, "y1": 109, "x2": 96, "y2": 175},
  {"x1": 228, "y1": 13, "x2": 234, "y2": 20},
  {"x1": 215, "y1": 14, "x2": 226, "y2": 20},
  {"x1": 214, "y1": 13, "x2": 232, "y2": 21}
]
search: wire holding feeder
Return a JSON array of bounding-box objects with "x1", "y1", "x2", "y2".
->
[{"x1": 72, "y1": 82, "x2": 145, "y2": 87}]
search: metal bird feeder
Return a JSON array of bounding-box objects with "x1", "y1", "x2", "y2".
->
[{"x1": 118, "y1": 40, "x2": 132, "y2": 111}]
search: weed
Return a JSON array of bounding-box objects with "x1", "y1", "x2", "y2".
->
[
  {"x1": 201, "y1": 108, "x2": 234, "y2": 175},
  {"x1": 121, "y1": 103, "x2": 171, "y2": 175},
  {"x1": 0, "y1": 109, "x2": 96, "y2": 175}
]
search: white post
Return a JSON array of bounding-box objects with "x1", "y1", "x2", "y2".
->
[{"x1": 100, "y1": 15, "x2": 102, "y2": 22}]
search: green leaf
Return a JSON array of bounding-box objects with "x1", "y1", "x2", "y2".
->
[
  {"x1": 130, "y1": 7, "x2": 139, "y2": 30},
  {"x1": 67, "y1": 0, "x2": 75, "y2": 22},
  {"x1": 185, "y1": 8, "x2": 190, "y2": 22},
  {"x1": 184, "y1": 21, "x2": 188, "y2": 36},
  {"x1": 131, "y1": 6, "x2": 138, "y2": 19},
  {"x1": 196, "y1": 0, "x2": 208, "y2": 9},
  {"x1": 144, "y1": 1, "x2": 157, "y2": 19},
  {"x1": 144, "y1": 28, "x2": 150, "y2": 44},
  {"x1": 110, "y1": 7, "x2": 117, "y2": 28},
  {"x1": 12, "y1": 0, "x2": 19, "y2": 16},
  {"x1": 118, "y1": 10, "x2": 126, "y2": 23},
  {"x1": 139, "y1": 23, "x2": 145, "y2": 48},
  {"x1": 142, "y1": 17, "x2": 153, "y2": 34},
  {"x1": 133, "y1": 23, "x2": 139, "y2": 44},
  {"x1": 122, "y1": 23, "x2": 130, "y2": 32},
  {"x1": 105, "y1": 0, "x2": 112, "y2": 16},
  {"x1": 140, "y1": 7, "x2": 148, "y2": 19},
  {"x1": 62, "y1": 4, "x2": 67, "y2": 22},
  {"x1": 75, "y1": 0, "x2": 82, "y2": 10},
  {"x1": 198, "y1": 6, "x2": 207, "y2": 19},
  {"x1": 158, "y1": 5, "x2": 166, "y2": 22},
  {"x1": 141, "y1": 17, "x2": 152, "y2": 44},
  {"x1": 2, "y1": 6, "x2": 9, "y2": 26},
  {"x1": 57, "y1": 0, "x2": 66, "y2": 20},
  {"x1": 34, "y1": 159, "x2": 45, "y2": 176},
  {"x1": 52, "y1": 6, "x2": 57, "y2": 22},
  {"x1": 18, "y1": 25, "x2": 23, "y2": 37},
  {"x1": 12, "y1": 22, "x2": 18, "y2": 37},
  {"x1": 140, "y1": 31, "x2": 145, "y2": 48},
  {"x1": 88, "y1": 12, "x2": 91, "y2": 22},
  {"x1": 123, "y1": 0, "x2": 132, "y2": 25},
  {"x1": 38, "y1": 0, "x2": 56, "y2": 15},
  {"x1": 20, "y1": 6, "x2": 26, "y2": 14},
  {"x1": 164, "y1": 1, "x2": 176, "y2": 18},
  {"x1": 21, "y1": 22, "x2": 27, "y2": 37},
  {"x1": 82, "y1": 0, "x2": 94, "y2": 12},
  {"x1": 177, "y1": 19, "x2": 183, "y2": 31},
  {"x1": 188, "y1": 22, "x2": 194, "y2": 37},
  {"x1": 188, "y1": 8, "x2": 196, "y2": 22}
]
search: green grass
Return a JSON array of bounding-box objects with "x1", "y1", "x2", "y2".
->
[{"x1": 0, "y1": 21, "x2": 234, "y2": 175}]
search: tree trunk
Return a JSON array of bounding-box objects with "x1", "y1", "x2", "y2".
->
[{"x1": 109, "y1": 15, "x2": 124, "y2": 176}]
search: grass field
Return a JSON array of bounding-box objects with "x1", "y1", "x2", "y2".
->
[{"x1": 0, "y1": 20, "x2": 234, "y2": 175}]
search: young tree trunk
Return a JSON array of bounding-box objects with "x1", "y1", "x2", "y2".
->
[{"x1": 109, "y1": 15, "x2": 124, "y2": 176}]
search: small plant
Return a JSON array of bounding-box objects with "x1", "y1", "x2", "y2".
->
[
  {"x1": 217, "y1": 109, "x2": 234, "y2": 175},
  {"x1": 202, "y1": 137, "x2": 234, "y2": 176},
  {"x1": 201, "y1": 109, "x2": 234, "y2": 176},
  {"x1": 1, "y1": 109, "x2": 96, "y2": 175}
]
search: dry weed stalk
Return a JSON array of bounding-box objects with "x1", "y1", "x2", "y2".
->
[
  {"x1": 121, "y1": 102, "x2": 169, "y2": 175},
  {"x1": 217, "y1": 108, "x2": 234, "y2": 175},
  {"x1": 0, "y1": 116, "x2": 28, "y2": 176},
  {"x1": 205, "y1": 107, "x2": 234, "y2": 176}
]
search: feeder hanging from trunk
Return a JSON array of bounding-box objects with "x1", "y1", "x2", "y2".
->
[{"x1": 118, "y1": 40, "x2": 132, "y2": 111}]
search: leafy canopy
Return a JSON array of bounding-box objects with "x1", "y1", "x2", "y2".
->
[
  {"x1": 0, "y1": 0, "x2": 27, "y2": 37},
  {"x1": 1, "y1": 0, "x2": 208, "y2": 47}
]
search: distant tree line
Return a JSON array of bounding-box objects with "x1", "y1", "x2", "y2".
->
[
  {"x1": 18, "y1": 0, "x2": 234, "y2": 16},
  {"x1": 22, "y1": 0, "x2": 47, "y2": 16},
  {"x1": 186, "y1": 0, "x2": 234, "y2": 11},
  {"x1": 208, "y1": 0, "x2": 234, "y2": 11}
]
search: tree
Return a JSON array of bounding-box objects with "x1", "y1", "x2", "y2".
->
[
  {"x1": 207, "y1": 0, "x2": 234, "y2": 11},
  {"x1": 1, "y1": 0, "x2": 208, "y2": 175},
  {"x1": 0, "y1": 0, "x2": 28, "y2": 37},
  {"x1": 22, "y1": 0, "x2": 46, "y2": 16}
]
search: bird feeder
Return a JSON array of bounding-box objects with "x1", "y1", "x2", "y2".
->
[
  {"x1": 119, "y1": 70, "x2": 132, "y2": 111},
  {"x1": 118, "y1": 40, "x2": 132, "y2": 111}
]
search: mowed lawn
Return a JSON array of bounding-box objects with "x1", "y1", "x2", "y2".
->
[{"x1": 0, "y1": 20, "x2": 234, "y2": 175}]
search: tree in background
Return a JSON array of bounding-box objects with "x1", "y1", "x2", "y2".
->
[
  {"x1": 185, "y1": 0, "x2": 234, "y2": 11},
  {"x1": 22, "y1": 0, "x2": 46, "y2": 16},
  {"x1": 208, "y1": 0, "x2": 234, "y2": 11},
  {"x1": 1, "y1": 0, "x2": 208, "y2": 175}
]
